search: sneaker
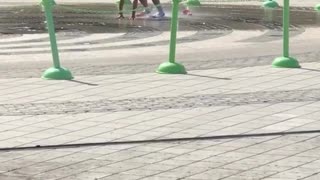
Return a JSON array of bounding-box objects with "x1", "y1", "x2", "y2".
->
[
  {"x1": 151, "y1": 12, "x2": 165, "y2": 18},
  {"x1": 136, "y1": 10, "x2": 151, "y2": 17},
  {"x1": 182, "y1": 9, "x2": 192, "y2": 16}
]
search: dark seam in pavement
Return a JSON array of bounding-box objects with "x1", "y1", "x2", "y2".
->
[{"x1": 0, "y1": 129, "x2": 319, "y2": 152}]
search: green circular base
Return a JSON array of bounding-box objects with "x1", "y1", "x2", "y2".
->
[
  {"x1": 42, "y1": 67, "x2": 73, "y2": 80},
  {"x1": 272, "y1": 57, "x2": 301, "y2": 68},
  {"x1": 315, "y1": 4, "x2": 320, "y2": 11},
  {"x1": 262, "y1": 0, "x2": 279, "y2": 9},
  {"x1": 182, "y1": 0, "x2": 201, "y2": 6},
  {"x1": 157, "y1": 62, "x2": 187, "y2": 74}
]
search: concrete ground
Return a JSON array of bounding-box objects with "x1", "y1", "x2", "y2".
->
[{"x1": 0, "y1": 0, "x2": 320, "y2": 180}]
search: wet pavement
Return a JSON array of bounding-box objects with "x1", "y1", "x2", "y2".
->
[{"x1": 0, "y1": 4, "x2": 319, "y2": 35}]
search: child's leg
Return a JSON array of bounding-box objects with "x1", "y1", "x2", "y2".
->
[
  {"x1": 131, "y1": 0, "x2": 138, "y2": 19},
  {"x1": 118, "y1": 0, "x2": 125, "y2": 19},
  {"x1": 139, "y1": 0, "x2": 148, "y2": 8},
  {"x1": 136, "y1": 0, "x2": 151, "y2": 16},
  {"x1": 151, "y1": 0, "x2": 165, "y2": 17}
]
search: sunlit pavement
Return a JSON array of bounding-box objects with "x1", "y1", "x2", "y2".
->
[{"x1": 0, "y1": 1, "x2": 320, "y2": 180}]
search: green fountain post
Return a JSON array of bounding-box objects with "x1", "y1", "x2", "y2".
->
[
  {"x1": 41, "y1": 0, "x2": 73, "y2": 80},
  {"x1": 157, "y1": 0, "x2": 187, "y2": 74},
  {"x1": 272, "y1": 0, "x2": 300, "y2": 68},
  {"x1": 263, "y1": 0, "x2": 279, "y2": 9}
]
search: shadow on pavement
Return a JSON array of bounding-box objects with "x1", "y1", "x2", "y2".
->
[
  {"x1": 300, "y1": 68, "x2": 320, "y2": 73},
  {"x1": 68, "y1": 79, "x2": 99, "y2": 86},
  {"x1": 187, "y1": 73, "x2": 231, "y2": 80}
]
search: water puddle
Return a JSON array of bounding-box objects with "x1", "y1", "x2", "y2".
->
[{"x1": 0, "y1": 4, "x2": 319, "y2": 34}]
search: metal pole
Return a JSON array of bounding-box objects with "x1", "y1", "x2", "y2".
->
[
  {"x1": 156, "y1": 0, "x2": 187, "y2": 74},
  {"x1": 41, "y1": 0, "x2": 73, "y2": 80},
  {"x1": 283, "y1": 0, "x2": 289, "y2": 57},
  {"x1": 271, "y1": 0, "x2": 300, "y2": 68},
  {"x1": 168, "y1": 0, "x2": 179, "y2": 63},
  {"x1": 42, "y1": 0, "x2": 61, "y2": 68}
]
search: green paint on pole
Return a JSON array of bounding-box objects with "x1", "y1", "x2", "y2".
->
[
  {"x1": 168, "y1": 0, "x2": 179, "y2": 65},
  {"x1": 315, "y1": 4, "x2": 320, "y2": 11},
  {"x1": 262, "y1": 0, "x2": 279, "y2": 9},
  {"x1": 41, "y1": 0, "x2": 73, "y2": 80},
  {"x1": 272, "y1": 0, "x2": 300, "y2": 68},
  {"x1": 42, "y1": 0, "x2": 59, "y2": 68},
  {"x1": 283, "y1": 0, "x2": 290, "y2": 58},
  {"x1": 157, "y1": 0, "x2": 187, "y2": 74}
]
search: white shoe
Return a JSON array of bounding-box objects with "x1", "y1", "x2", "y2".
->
[
  {"x1": 151, "y1": 12, "x2": 165, "y2": 18},
  {"x1": 136, "y1": 10, "x2": 151, "y2": 17}
]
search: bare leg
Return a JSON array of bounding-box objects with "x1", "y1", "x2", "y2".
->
[
  {"x1": 131, "y1": 0, "x2": 138, "y2": 20},
  {"x1": 152, "y1": 0, "x2": 160, "y2": 5},
  {"x1": 118, "y1": 0, "x2": 125, "y2": 19},
  {"x1": 151, "y1": 0, "x2": 165, "y2": 17},
  {"x1": 139, "y1": 0, "x2": 148, "y2": 7},
  {"x1": 136, "y1": 0, "x2": 151, "y2": 17}
]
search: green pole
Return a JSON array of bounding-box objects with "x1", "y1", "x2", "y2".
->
[
  {"x1": 272, "y1": 0, "x2": 300, "y2": 68},
  {"x1": 156, "y1": 0, "x2": 187, "y2": 74},
  {"x1": 43, "y1": 0, "x2": 60, "y2": 68},
  {"x1": 41, "y1": 0, "x2": 73, "y2": 79},
  {"x1": 283, "y1": 0, "x2": 290, "y2": 57},
  {"x1": 168, "y1": 0, "x2": 179, "y2": 63}
]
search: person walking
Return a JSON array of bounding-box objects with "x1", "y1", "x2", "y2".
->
[{"x1": 118, "y1": 0, "x2": 165, "y2": 19}]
